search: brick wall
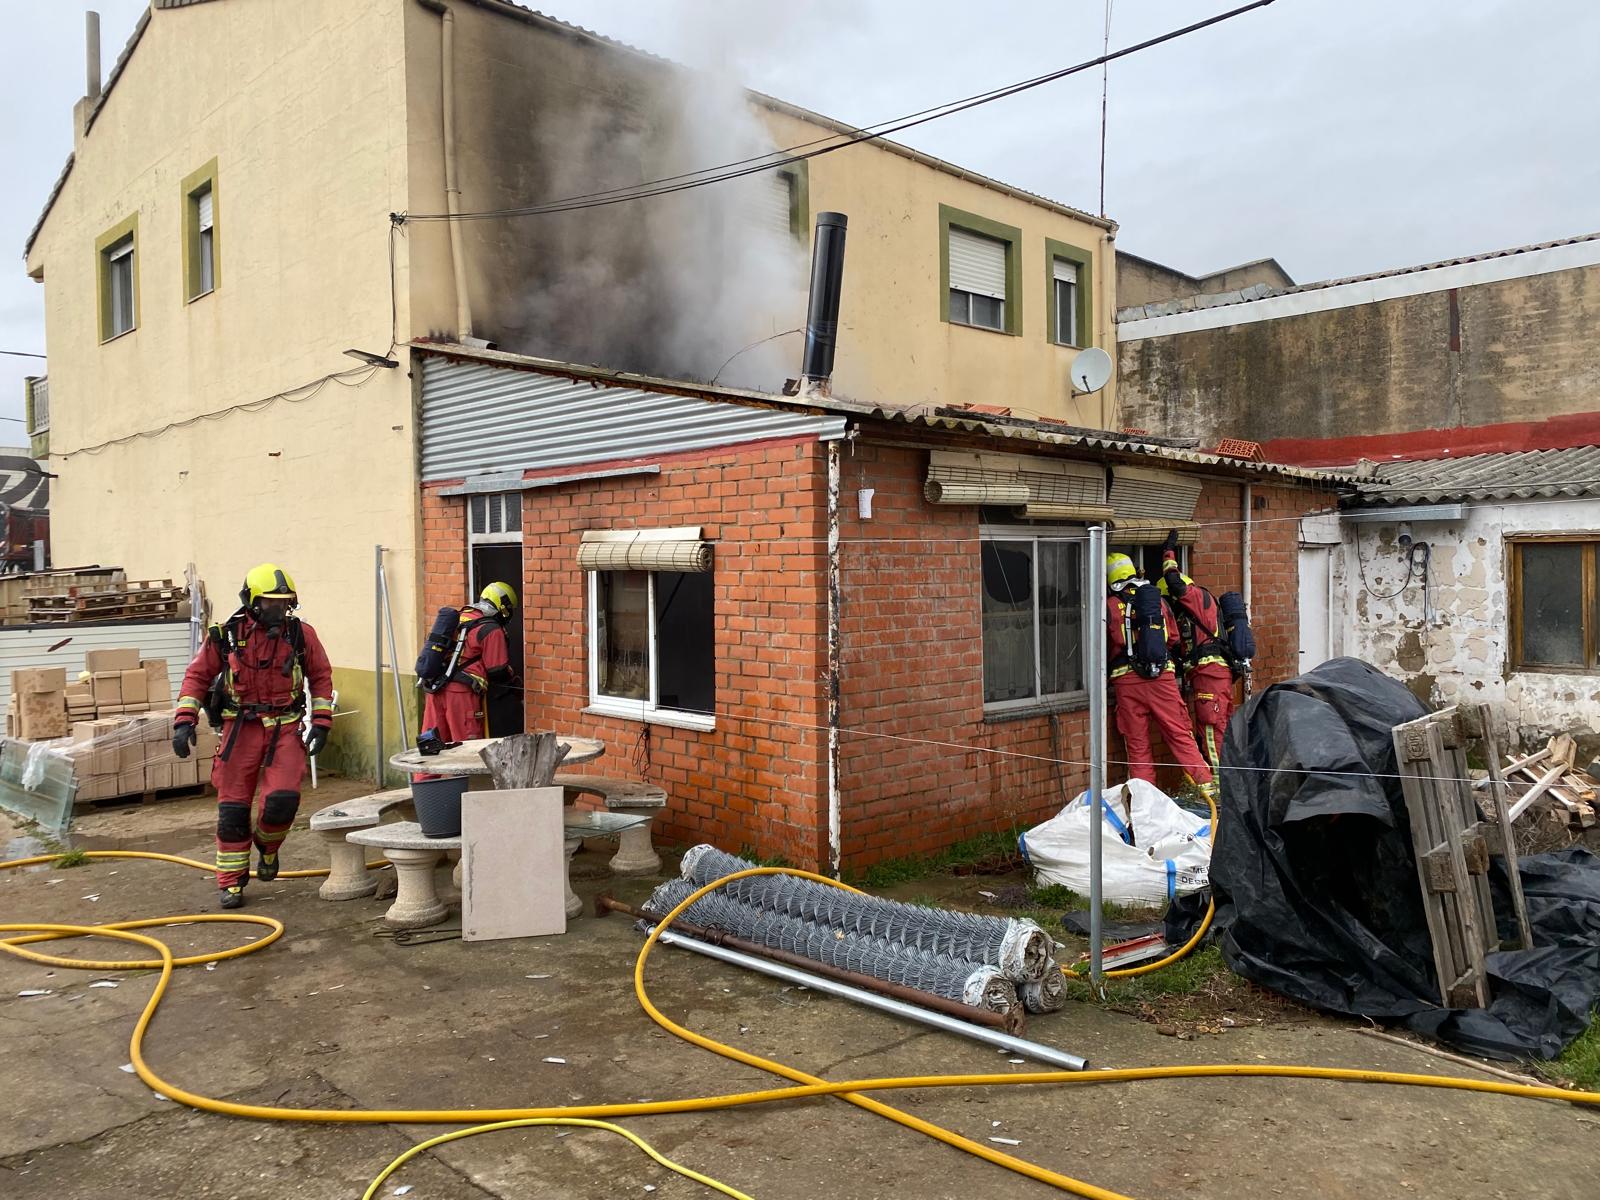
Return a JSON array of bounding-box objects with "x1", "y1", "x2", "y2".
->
[
  {"x1": 422, "y1": 438, "x2": 832, "y2": 867},
  {"x1": 420, "y1": 441, "x2": 1333, "y2": 874}
]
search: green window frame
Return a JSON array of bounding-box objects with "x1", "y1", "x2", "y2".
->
[
  {"x1": 181, "y1": 158, "x2": 221, "y2": 302},
  {"x1": 1045, "y1": 237, "x2": 1093, "y2": 349},
  {"x1": 95, "y1": 213, "x2": 140, "y2": 343},
  {"x1": 939, "y1": 204, "x2": 1023, "y2": 336}
]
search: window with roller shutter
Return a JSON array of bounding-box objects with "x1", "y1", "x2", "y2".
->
[{"x1": 940, "y1": 205, "x2": 1022, "y2": 335}]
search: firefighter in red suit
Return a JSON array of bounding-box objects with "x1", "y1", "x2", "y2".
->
[
  {"x1": 1157, "y1": 535, "x2": 1235, "y2": 775},
  {"x1": 173, "y1": 564, "x2": 335, "y2": 909},
  {"x1": 419, "y1": 582, "x2": 518, "y2": 762},
  {"x1": 1105, "y1": 553, "x2": 1216, "y2": 800}
]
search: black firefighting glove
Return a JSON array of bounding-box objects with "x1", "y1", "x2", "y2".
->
[
  {"x1": 172, "y1": 723, "x2": 196, "y2": 759},
  {"x1": 1162, "y1": 527, "x2": 1180, "y2": 556},
  {"x1": 304, "y1": 725, "x2": 330, "y2": 757}
]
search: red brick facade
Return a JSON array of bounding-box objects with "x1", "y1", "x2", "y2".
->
[{"x1": 419, "y1": 437, "x2": 1334, "y2": 873}]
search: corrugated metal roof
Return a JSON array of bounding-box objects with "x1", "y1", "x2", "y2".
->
[
  {"x1": 1117, "y1": 231, "x2": 1600, "y2": 322},
  {"x1": 419, "y1": 357, "x2": 847, "y2": 482},
  {"x1": 412, "y1": 342, "x2": 1350, "y2": 487},
  {"x1": 1348, "y1": 445, "x2": 1600, "y2": 506}
]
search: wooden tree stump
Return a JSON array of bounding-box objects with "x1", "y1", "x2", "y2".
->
[{"x1": 479, "y1": 732, "x2": 569, "y2": 790}]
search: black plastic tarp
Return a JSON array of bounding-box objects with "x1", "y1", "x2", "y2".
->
[{"x1": 1208, "y1": 656, "x2": 1600, "y2": 1060}]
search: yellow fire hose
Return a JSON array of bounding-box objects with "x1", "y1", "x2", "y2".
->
[{"x1": 3, "y1": 847, "x2": 1596, "y2": 1200}]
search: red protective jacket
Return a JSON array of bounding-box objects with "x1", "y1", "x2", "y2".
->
[
  {"x1": 1161, "y1": 562, "x2": 1230, "y2": 674},
  {"x1": 175, "y1": 613, "x2": 335, "y2": 730},
  {"x1": 450, "y1": 610, "x2": 511, "y2": 692}
]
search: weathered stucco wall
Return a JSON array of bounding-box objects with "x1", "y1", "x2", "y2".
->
[
  {"x1": 1116, "y1": 254, "x2": 1292, "y2": 311},
  {"x1": 1118, "y1": 260, "x2": 1600, "y2": 448},
  {"x1": 1336, "y1": 499, "x2": 1600, "y2": 745}
]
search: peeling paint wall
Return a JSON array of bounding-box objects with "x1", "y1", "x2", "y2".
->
[{"x1": 1337, "y1": 498, "x2": 1600, "y2": 746}]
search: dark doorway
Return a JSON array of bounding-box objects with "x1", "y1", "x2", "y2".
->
[{"x1": 471, "y1": 543, "x2": 524, "y2": 737}]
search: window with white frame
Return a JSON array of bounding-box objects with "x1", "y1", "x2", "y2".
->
[
  {"x1": 1052, "y1": 257, "x2": 1080, "y2": 346},
  {"x1": 948, "y1": 227, "x2": 1008, "y2": 331},
  {"x1": 193, "y1": 184, "x2": 215, "y2": 297},
  {"x1": 590, "y1": 569, "x2": 715, "y2": 722},
  {"x1": 104, "y1": 236, "x2": 135, "y2": 338},
  {"x1": 582, "y1": 529, "x2": 715, "y2": 726},
  {"x1": 980, "y1": 529, "x2": 1085, "y2": 708}
]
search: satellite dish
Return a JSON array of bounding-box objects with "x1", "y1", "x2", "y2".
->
[{"x1": 1069, "y1": 346, "x2": 1113, "y2": 394}]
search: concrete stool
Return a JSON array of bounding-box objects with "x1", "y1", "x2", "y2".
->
[
  {"x1": 308, "y1": 788, "x2": 413, "y2": 901},
  {"x1": 346, "y1": 822, "x2": 460, "y2": 929},
  {"x1": 556, "y1": 775, "x2": 668, "y2": 876}
]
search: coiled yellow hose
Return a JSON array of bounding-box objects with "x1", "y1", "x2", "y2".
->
[{"x1": 3, "y1": 846, "x2": 1593, "y2": 1200}]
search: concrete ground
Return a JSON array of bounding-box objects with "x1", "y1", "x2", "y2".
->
[{"x1": 3, "y1": 783, "x2": 1596, "y2": 1200}]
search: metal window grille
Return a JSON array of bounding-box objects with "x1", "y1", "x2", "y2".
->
[{"x1": 468, "y1": 492, "x2": 522, "y2": 542}]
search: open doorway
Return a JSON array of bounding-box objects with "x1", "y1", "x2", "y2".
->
[{"x1": 471, "y1": 541, "x2": 524, "y2": 737}]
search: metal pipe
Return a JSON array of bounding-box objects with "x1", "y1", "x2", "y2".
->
[
  {"x1": 801, "y1": 213, "x2": 848, "y2": 394},
  {"x1": 640, "y1": 922, "x2": 1087, "y2": 1071},
  {"x1": 437, "y1": 3, "x2": 474, "y2": 338},
  {"x1": 598, "y1": 895, "x2": 1022, "y2": 1034},
  {"x1": 374, "y1": 544, "x2": 385, "y2": 788},
  {"x1": 1087, "y1": 522, "x2": 1107, "y2": 986},
  {"x1": 379, "y1": 557, "x2": 410, "y2": 750},
  {"x1": 85, "y1": 11, "x2": 101, "y2": 101},
  {"x1": 1242, "y1": 484, "x2": 1253, "y2": 609},
  {"x1": 826, "y1": 438, "x2": 842, "y2": 877}
]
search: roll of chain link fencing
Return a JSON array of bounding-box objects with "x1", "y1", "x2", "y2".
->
[{"x1": 679, "y1": 845, "x2": 1053, "y2": 982}]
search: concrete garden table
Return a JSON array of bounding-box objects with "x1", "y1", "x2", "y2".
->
[
  {"x1": 388, "y1": 734, "x2": 605, "y2": 783},
  {"x1": 346, "y1": 810, "x2": 651, "y2": 927}
]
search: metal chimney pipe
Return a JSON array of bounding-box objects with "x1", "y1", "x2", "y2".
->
[
  {"x1": 800, "y1": 212, "x2": 848, "y2": 395},
  {"x1": 86, "y1": 12, "x2": 102, "y2": 101}
]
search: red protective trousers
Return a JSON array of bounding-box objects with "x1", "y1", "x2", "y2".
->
[
  {"x1": 416, "y1": 681, "x2": 488, "y2": 781},
  {"x1": 1186, "y1": 662, "x2": 1235, "y2": 774},
  {"x1": 1112, "y1": 670, "x2": 1214, "y2": 787},
  {"x1": 212, "y1": 719, "x2": 308, "y2": 890}
]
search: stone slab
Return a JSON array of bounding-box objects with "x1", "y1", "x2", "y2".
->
[
  {"x1": 461, "y1": 786, "x2": 566, "y2": 941},
  {"x1": 308, "y1": 787, "x2": 413, "y2": 831},
  {"x1": 346, "y1": 820, "x2": 461, "y2": 851}
]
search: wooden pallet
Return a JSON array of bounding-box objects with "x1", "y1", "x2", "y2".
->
[
  {"x1": 27, "y1": 582, "x2": 186, "y2": 623},
  {"x1": 80, "y1": 782, "x2": 212, "y2": 810},
  {"x1": 1392, "y1": 704, "x2": 1532, "y2": 1009}
]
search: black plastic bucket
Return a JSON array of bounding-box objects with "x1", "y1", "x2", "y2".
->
[{"x1": 411, "y1": 776, "x2": 467, "y2": 838}]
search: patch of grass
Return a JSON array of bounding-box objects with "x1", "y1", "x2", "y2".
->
[
  {"x1": 1539, "y1": 1010, "x2": 1600, "y2": 1090},
  {"x1": 852, "y1": 828, "x2": 1021, "y2": 889},
  {"x1": 1027, "y1": 883, "x2": 1082, "y2": 909},
  {"x1": 53, "y1": 847, "x2": 90, "y2": 868},
  {"x1": 1063, "y1": 945, "x2": 1230, "y2": 1002}
]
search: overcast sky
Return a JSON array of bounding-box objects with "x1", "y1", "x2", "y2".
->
[{"x1": 4, "y1": 0, "x2": 1597, "y2": 427}]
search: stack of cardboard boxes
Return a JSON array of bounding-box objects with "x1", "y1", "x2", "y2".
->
[
  {"x1": 11, "y1": 667, "x2": 71, "y2": 741},
  {"x1": 66, "y1": 713, "x2": 215, "y2": 801},
  {"x1": 7, "y1": 647, "x2": 208, "y2": 802}
]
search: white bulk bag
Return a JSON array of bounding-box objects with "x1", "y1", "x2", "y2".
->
[{"x1": 1019, "y1": 779, "x2": 1212, "y2": 906}]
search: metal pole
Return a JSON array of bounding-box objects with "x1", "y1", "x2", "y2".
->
[
  {"x1": 374, "y1": 544, "x2": 384, "y2": 789},
  {"x1": 379, "y1": 558, "x2": 410, "y2": 749},
  {"x1": 642, "y1": 924, "x2": 1088, "y2": 1071},
  {"x1": 1087, "y1": 523, "x2": 1107, "y2": 987}
]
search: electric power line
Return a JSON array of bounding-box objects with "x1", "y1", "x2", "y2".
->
[
  {"x1": 400, "y1": 0, "x2": 1279, "y2": 225},
  {"x1": 0, "y1": 351, "x2": 48, "y2": 360}
]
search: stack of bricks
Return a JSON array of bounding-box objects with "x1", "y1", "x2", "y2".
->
[{"x1": 64, "y1": 713, "x2": 216, "y2": 802}]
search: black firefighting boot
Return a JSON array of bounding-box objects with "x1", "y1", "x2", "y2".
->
[
  {"x1": 256, "y1": 850, "x2": 280, "y2": 882},
  {"x1": 219, "y1": 886, "x2": 246, "y2": 910}
]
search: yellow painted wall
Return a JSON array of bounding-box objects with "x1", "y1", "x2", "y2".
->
[
  {"x1": 24, "y1": 0, "x2": 422, "y2": 772},
  {"x1": 401, "y1": 4, "x2": 1117, "y2": 427},
  {"x1": 762, "y1": 107, "x2": 1118, "y2": 429}
]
